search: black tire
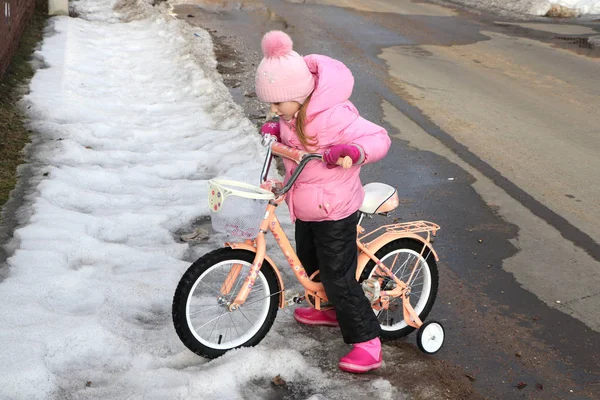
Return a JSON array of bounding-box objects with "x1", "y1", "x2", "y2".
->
[
  {"x1": 172, "y1": 248, "x2": 280, "y2": 359},
  {"x1": 360, "y1": 238, "x2": 439, "y2": 340}
]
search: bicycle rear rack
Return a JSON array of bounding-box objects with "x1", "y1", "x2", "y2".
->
[{"x1": 359, "y1": 220, "x2": 440, "y2": 242}]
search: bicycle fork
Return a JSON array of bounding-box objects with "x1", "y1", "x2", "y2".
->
[{"x1": 218, "y1": 232, "x2": 268, "y2": 311}]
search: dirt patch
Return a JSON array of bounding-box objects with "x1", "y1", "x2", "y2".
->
[
  {"x1": 0, "y1": 7, "x2": 47, "y2": 214},
  {"x1": 384, "y1": 341, "x2": 483, "y2": 400},
  {"x1": 211, "y1": 32, "x2": 245, "y2": 88}
]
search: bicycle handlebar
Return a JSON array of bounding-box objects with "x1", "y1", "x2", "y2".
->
[
  {"x1": 268, "y1": 138, "x2": 352, "y2": 168},
  {"x1": 260, "y1": 135, "x2": 352, "y2": 197},
  {"x1": 275, "y1": 153, "x2": 323, "y2": 196}
]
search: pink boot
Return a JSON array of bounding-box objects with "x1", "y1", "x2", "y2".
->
[
  {"x1": 294, "y1": 307, "x2": 339, "y2": 327},
  {"x1": 339, "y1": 337, "x2": 382, "y2": 373}
]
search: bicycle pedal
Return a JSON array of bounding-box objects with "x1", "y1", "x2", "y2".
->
[
  {"x1": 362, "y1": 278, "x2": 381, "y2": 305},
  {"x1": 284, "y1": 291, "x2": 303, "y2": 307}
]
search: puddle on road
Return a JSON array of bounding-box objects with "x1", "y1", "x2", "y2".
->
[
  {"x1": 492, "y1": 21, "x2": 600, "y2": 54},
  {"x1": 287, "y1": 0, "x2": 457, "y2": 17},
  {"x1": 493, "y1": 21, "x2": 598, "y2": 35},
  {"x1": 169, "y1": 0, "x2": 266, "y2": 12}
]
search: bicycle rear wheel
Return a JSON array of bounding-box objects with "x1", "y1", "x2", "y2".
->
[
  {"x1": 172, "y1": 248, "x2": 280, "y2": 358},
  {"x1": 360, "y1": 238, "x2": 439, "y2": 339}
]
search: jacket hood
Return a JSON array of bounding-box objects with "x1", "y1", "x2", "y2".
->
[{"x1": 303, "y1": 55, "x2": 354, "y2": 116}]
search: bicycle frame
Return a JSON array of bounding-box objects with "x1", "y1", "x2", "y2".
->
[{"x1": 220, "y1": 139, "x2": 440, "y2": 330}]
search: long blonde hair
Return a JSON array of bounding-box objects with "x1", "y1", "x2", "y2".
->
[{"x1": 295, "y1": 93, "x2": 317, "y2": 150}]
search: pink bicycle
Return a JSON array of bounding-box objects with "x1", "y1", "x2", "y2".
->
[{"x1": 172, "y1": 136, "x2": 445, "y2": 359}]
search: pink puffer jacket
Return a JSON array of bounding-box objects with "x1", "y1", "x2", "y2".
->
[{"x1": 279, "y1": 55, "x2": 391, "y2": 222}]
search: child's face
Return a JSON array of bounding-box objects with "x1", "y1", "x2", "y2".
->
[{"x1": 270, "y1": 101, "x2": 301, "y2": 121}]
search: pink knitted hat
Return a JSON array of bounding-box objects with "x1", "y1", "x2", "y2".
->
[{"x1": 255, "y1": 31, "x2": 315, "y2": 104}]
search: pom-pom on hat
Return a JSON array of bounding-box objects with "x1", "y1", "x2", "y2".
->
[{"x1": 255, "y1": 31, "x2": 315, "y2": 104}]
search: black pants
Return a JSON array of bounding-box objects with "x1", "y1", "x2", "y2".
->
[{"x1": 295, "y1": 212, "x2": 381, "y2": 344}]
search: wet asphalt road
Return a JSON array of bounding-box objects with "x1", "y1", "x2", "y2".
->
[{"x1": 174, "y1": 1, "x2": 600, "y2": 398}]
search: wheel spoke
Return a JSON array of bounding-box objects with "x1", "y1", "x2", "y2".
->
[
  {"x1": 208, "y1": 309, "x2": 223, "y2": 341},
  {"x1": 237, "y1": 307, "x2": 254, "y2": 325},
  {"x1": 408, "y1": 262, "x2": 424, "y2": 286},
  {"x1": 228, "y1": 313, "x2": 241, "y2": 338},
  {"x1": 189, "y1": 305, "x2": 221, "y2": 318},
  {"x1": 241, "y1": 290, "x2": 282, "y2": 308},
  {"x1": 395, "y1": 257, "x2": 411, "y2": 276},
  {"x1": 196, "y1": 279, "x2": 222, "y2": 297},
  {"x1": 244, "y1": 287, "x2": 265, "y2": 302}
]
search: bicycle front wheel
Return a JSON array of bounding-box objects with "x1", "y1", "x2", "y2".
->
[{"x1": 172, "y1": 248, "x2": 280, "y2": 359}]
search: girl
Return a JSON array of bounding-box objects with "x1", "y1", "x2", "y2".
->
[{"x1": 255, "y1": 31, "x2": 391, "y2": 373}]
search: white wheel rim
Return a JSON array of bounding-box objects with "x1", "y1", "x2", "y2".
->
[
  {"x1": 421, "y1": 323, "x2": 444, "y2": 353},
  {"x1": 185, "y1": 260, "x2": 271, "y2": 350},
  {"x1": 368, "y1": 248, "x2": 432, "y2": 331}
]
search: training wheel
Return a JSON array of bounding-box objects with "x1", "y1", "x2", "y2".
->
[{"x1": 416, "y1": 321, "x2": 445, "y2": 354}]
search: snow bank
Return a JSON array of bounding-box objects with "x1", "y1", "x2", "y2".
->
[
  {"x1": 0, "y1": 0, "x2": 302, "y2": 398},
  {"x1": 446, "y1": 0, "x2": 600, "y2": 17}
]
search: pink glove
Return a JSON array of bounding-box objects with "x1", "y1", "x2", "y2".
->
[
  {"x1": 323, "y1": 144, "x2": 362, "y2": 167},
  {"x1": 260, "y1": 121, "x2": 281, "y2": 142}
]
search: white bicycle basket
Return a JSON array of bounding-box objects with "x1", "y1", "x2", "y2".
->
[{"x1": 208, "y1": 179, "x2": 275, "y2": 239}]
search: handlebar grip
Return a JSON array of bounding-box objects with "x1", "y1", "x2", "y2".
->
[
  {"x1": 271, "y1": 141, "x2": 307, "y2": 164},
  {"x1": 336, "y1": 156, "x2": 353, "y2": 169}
]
